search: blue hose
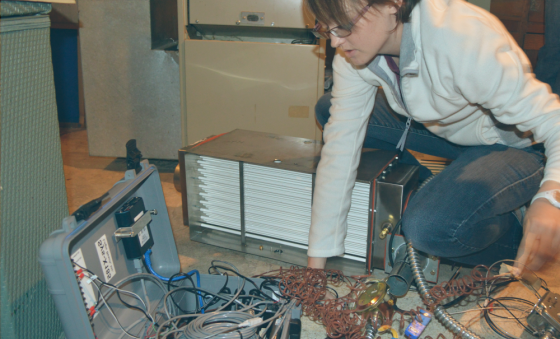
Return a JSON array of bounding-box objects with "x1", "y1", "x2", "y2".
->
[{"x1": 144, "y1": 249, "x2": 204, "y2": 313}]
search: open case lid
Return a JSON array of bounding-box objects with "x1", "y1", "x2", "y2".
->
[{"x1": 39, "y1": 160, "x2": 180, "y2": 339}]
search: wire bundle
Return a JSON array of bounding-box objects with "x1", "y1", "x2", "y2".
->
[
  {"x1": 414, "y1": 260, "x2": 548, "y2": 339},
  {"x1": 150, "y1": 260, "x2": 296, "y2": 339},
  {"x1": 255, "y1": 267, "x2": 387, "y2": 339},
  {"x1": 72, "y1": 262, "x2": 170, "y2": 339},
  {"x1": 424, "y1": 265, "x2": 501, "y2": 311},
  {"x1": 73, "y1": 252, "x2": 549, "y2": 339},
  {"x1": 72, "y1": 258, "x2": 296, "y2": 339}
]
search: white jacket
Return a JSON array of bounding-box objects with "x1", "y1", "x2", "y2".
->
[{"x1": 307, "y1": 0, "x2": 560, "y2": 258}]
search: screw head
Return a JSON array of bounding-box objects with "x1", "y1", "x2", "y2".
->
[
  {"x1": 195, "y1": 19, "x2": 199, "y2": 23},
  {"x1": 430, "y1": 270, "x2": 436, "y2": 275},
  {"x1": 259, "y1": 245, "x2": 263, "y2": 250},
  {"x1": 236, "y1": 20, "x2": 241, "y2": 25},
  {"x1": 274, "y1": 159, "x2": 282, "y2": 163}
]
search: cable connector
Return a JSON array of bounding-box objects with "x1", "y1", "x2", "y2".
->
[
  {"x1": 238, "y1": 317, "x2": 263, "y2": 328},
  {"x1": 84, "y1": 275, "x2": 98, "y2": 285}
]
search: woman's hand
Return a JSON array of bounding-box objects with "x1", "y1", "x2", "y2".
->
[
  {"x1": 307, "y1": 257, "x2": 336, "y2": 299},
  {"x1": 307, "y1": 256, "x2": 327, "y2": 269},
  {"x1": 515, "y1": 181, "x2": 560, "y2": 272}
]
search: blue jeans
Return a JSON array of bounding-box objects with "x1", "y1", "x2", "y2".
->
[
  {"x1": 535, "y1": 0, "x2": 560, "y2": 95},
  {"x1": 316, "y1": 91, "x2": 545, "y2": 266}
]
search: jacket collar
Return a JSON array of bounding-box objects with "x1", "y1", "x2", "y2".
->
[
  {"x1": 364, "y1": 22, "x2": 418, "y2": 112},
  {"x1": 366, "y1": 22, "x2": 418, "y2": 78},
  {"x1": 399, "y1": 22, "x2": 418, "y2": 76}
]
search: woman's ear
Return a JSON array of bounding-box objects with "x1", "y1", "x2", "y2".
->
[{"x1": 387, "y1": 0, "x2": 402, "y2": 15}]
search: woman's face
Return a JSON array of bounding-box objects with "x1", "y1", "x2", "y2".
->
[{"x1": 326, "y1": 3, "x2": 402, "y2": 66}]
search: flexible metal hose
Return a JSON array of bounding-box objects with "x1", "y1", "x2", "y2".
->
[
  {"x1": 364, "y1": 323, "x2": 378, "y2": 339},
  {"x1": 406, "y1": 241, "x2": 482, "y2": 339}
]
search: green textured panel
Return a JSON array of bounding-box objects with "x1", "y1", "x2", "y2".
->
[
  {"x1": 0, "y1": 15, "x2": 68, "y2": 339},
  {"x1": 0, "y1": 1, "x2": 51, "y2": 17}
]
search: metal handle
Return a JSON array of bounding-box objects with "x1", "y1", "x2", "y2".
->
[{"x1": 114, "y1": 209, "x2": 157, "y2": 241}]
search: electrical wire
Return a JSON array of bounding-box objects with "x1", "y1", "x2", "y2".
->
[
  {"x1": 482, "y1": 297, "x2": 535, "y2": 339},
  {"x1": 73, "y1": 262, "x2": 157, "y2": 325},
  {"x1": 486, "y1": 259, "x2": 545, "y2": 300},
  {"x1": 155, "y1": 300, "x2": 285, "y2": 339},
  {"x1": 144, "y1": 249, "x2": 205, "y2": 313},
  {"x1": 75, "y1": 259, "x2": 289, "y2": 339},
  {"x1": 209, "y1": 264, "x2": 276, "y2": 302},
  {"x1": 446, "y1": 305, "x2": 531, "y2": 316},
  {"x1": 92, "y1": 282, "x2": 142, "y2": 339},
  {"x1": 167, "y1": 272, "x2": 200, "y2": 314},
  {"x1": 164, "y1": 278, "x2": 247, "y2": 318}
]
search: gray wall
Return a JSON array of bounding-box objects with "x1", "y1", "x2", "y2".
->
[{"x1": 79, "y1": 0, "x2": 181, "y2": 159}]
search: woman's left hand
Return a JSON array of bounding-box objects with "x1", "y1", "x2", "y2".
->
[{"x1": 515, "y1": 181, "x2": 560, "y2": 272}]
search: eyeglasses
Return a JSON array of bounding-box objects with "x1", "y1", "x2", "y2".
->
[{"x1": 312, "y1": 5, "x2": 371, "y2": 39}]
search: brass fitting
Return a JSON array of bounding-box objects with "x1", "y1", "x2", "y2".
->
[{"x1": 379, "y1": 221, "x2": 394, "y2": 239}]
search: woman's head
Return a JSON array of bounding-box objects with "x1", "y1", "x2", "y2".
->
[
  {"x1": 307, "y1": 0, "x2": 421, "y2": 65},
  {"x1": 307, "y1": 0, "x2": 420, "y2": 32}
]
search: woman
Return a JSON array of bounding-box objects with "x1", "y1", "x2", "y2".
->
[{"x1": 306, "y1": 0, "x2": 560, "y2": 273}]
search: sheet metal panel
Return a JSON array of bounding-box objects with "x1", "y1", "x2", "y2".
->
[
  {"x1": 184, "y1": 40, "x2": 322, "y2": 144},
  {"x1": 188, "y1": 0, "x2": 314, "y2": 28},
  {"x1": 180, "y1": 130, "x2": 420, "y2": 274}
]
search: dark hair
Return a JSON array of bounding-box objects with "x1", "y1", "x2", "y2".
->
[{"x1": 306, "y1": 0, "x2": 421, "y2": 29}]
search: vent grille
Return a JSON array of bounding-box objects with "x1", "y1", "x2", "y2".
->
[
  {"x1": 345, "y1": 182, "x2": 370, "y2": 258},
  {"x1": 244, "y1": 164, "x2": 312, "y2": 245},
  {"x1": 195, "y1": 156, "x2": 241, "y2": 233},
  {"x1": 189, "y1": 157, "x2": 371, "y2": 260}
]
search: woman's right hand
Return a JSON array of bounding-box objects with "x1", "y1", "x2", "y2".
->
[
  {"x1": 307, "y1": 256, "x2": 327, "y2": 269},
  {"x1": 307, "y1": 257, "x2": 336, "y2": 299}
]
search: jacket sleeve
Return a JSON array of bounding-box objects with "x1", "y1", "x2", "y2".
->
[
  {"x1": 442, "y1": 13, "x2": 560, "y2": 185},
  {"x1": 307, "y1": 55, "x2": 378, "y2": 258}
]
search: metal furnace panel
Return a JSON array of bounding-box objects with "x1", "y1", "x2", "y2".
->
[
  {"x1": 188, "y1": 0, "x2": 314, "y2": 28},
  {"x1": 184, "y1": 40, "x2": 323, "y2": 144}
]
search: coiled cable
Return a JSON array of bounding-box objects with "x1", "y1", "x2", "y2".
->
[{"x1": 406, "y1": 241, "x2": 482, "y2": 339}]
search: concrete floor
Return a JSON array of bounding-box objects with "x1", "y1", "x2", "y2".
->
[{"x1": 61, "y1": 127, "x2": 560, "y2": 339}]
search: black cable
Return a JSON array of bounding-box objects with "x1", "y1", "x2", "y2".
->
[
  {"x1": 209, "y1": 265, "x2": 276, "y2": 301},
  {"x1": 392, "y1": 302, "x2": 407, "y2": 314},
  {"x1": 326, "y1": 286, "x2": 339, "y2": 299},
  {"x1": 198, "y1": 275, "x2": 230, "y2": 313},
  {"x1": 485, "y1": 297, "x2": 533, "y2": 319},
  {"x1": 259, "y1": 279, "x2": 284, "y2": 300},
  {"x1": 166, "y1": 287, "x2": 267, "y2": 314},
  {"x1": 541, "y1": 278, "x2": 550, "y2": 291},
  {"x1": 72, "y1": 261, "x2": 155, "y2": 325},
  {"x1": 479, "y1": 285, "x2": 537, "y2": 339},
  {"x1": 388, "y1": 219, "x2": 402, "y2": 268},
  {"x1": 439, "y1": 278, "x2": 516, "y2": 310},
  {"x1": 115, "y1": 285, "x2": 155, "y2": 324},
  {"x1": 483, "y1": 297, "x2": 533, "y2": 339},
  {"x1": 167, "y1": 272, "x2": 198, "y2": 314}
]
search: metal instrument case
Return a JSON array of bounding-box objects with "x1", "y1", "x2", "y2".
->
[{"x1": 39, "y1": 161, "x2": 299, "y2": 339}]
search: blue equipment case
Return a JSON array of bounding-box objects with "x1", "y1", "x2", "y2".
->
[{"x1": 39, "y1": 160, "x2": 300, "y2": 339}]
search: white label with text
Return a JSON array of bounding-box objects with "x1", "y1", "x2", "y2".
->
[
  {"x1": 95, "y1": 234, "x2": 116, "y2": 282},
  {"x1": 138, "y1": 226, "x2": 150, "y2": 247}
]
